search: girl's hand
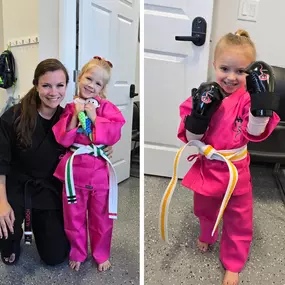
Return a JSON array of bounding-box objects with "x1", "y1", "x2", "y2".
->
[
  {"x1": 85, "y1": 103, "x2": 97, "y2": 123},
  {"x1": 104, "y1": 146, "x2": 113, "y2": 159},
  {"x1": 74, "y1": 103, "x2": 85, "y2": 116}
]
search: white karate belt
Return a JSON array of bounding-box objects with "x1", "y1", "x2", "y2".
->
[
  {"x1": 159, "y1": 140, "x2": 248, "y2": 243},
  {"x1": 66, "y1": 143, "x2": 118, "y2": 219}
]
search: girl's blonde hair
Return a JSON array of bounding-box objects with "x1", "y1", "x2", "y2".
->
[
  {"x1": 214, "y1": 29, "x2": 256, "y2": 62},
  {"x1": 78, "y1": 57, "x2": 112, "y2": 98}
]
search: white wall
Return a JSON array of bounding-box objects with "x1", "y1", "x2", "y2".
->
[
  {"x1": 0, "y1": 0, "x2": 3, "y2": 51},
  {"x1": 208, "y1": 0, "x2": 285, "y2": 80},
  {"x1": 0, "y1": 0, "x2": 139, "y2": 110},
  {"x1": 39, "y1": 0, "x2": 76, "y2": 106},
  {"x1": 0, "y1": 0, "x2": 70, "y2": 109},
  {"x1": 0, "y1": 0, "x2": 75, "y2": 108},
  {"x1": 0, "y1": 0, "x2": 39, "y2": 108},
  {"x1": 38, "y1": 0, "x2": 59, "y2": 60},
  {"x1": 0, "y1": 0, "x2": 4, "y2": 104}
]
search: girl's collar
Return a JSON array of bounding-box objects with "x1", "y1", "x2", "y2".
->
[{"x1": 225, "y1": 86, "x2": 247, "y2": 99}]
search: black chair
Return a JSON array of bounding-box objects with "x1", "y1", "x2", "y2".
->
[
  {"x1": 248, "y1": 65, "x2": 285, "y2": 202},
  {"x1": 132, "y1": 101, "x2": 140, "y2": 151},
  {"x1": 131, "y1": 101, "x2": 140, "y2": 177}
]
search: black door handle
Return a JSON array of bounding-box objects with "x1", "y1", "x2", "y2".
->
[
  {"x1": 130, "y1": 84, "x2": 138, "y2": 98},
  {"x1": 175, "y1": 35, "x2": 201, "y2": 43},
  {"x1": 175, "y1": 17, "x2": 207, "y2": 46}
]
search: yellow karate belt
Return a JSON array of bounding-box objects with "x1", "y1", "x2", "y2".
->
[{"x1": 159, "y1": 140, "x2": 247, "y2": 243}]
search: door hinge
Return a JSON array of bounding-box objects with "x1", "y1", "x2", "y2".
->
[{"x1": 73, "y1": 70, "x2": 80, "y2": 82}]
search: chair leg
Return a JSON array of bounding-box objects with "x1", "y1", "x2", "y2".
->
[
  {"x1": 273, "y1": 163, "x2": 285, "y2": 205},
  {"x1": 131, "y1": 141, "x2": 137, "y2": 163}
]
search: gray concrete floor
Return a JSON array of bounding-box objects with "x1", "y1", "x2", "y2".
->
[
  {"x1": 145, "y1": 165, "x2": 285, "y2": 285},
  {"x1": 0, "y1": 177, "x2": 139, "y2": 285}
]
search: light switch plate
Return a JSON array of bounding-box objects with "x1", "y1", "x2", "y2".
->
[{"x1": 238, "y1": 0, "x2": 259, "y2": 22}]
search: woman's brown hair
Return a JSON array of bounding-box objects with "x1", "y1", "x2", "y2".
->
[{"x1": 14, "y1": 58, "x2": 69, "y2": 148}]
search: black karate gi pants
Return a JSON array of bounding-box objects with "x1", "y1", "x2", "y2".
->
[{"x1": 0, "y1": 205, "x2": 70, "y2": 266}]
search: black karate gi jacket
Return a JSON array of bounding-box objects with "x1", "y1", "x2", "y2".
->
[{"x1": 0, "y1": 104, "x2": 66, "y2": 210}]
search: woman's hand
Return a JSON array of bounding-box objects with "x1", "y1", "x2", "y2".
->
[
  {"x1": 0, "y1": 200, "x2": 15, "y2": 239},
  {"x1": 85, "y1": 103, "x2": 97, "y2": 124},
  {"x1": 104, "y1": 146, "x2": 113, "y2": 159}
]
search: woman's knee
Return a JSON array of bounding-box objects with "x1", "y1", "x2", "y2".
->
[
  {"x1": 39, "y1": 246, "x2": 69, "y2": 266},
  {"x1": 36, "y1": 235, "x2": 70, "y2": 266}
]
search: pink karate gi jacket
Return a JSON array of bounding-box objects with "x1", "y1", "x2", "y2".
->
[
  {"x1": 52, "y1": 96, "x2": 126, "y2": 190},
  {"x1": 178, "y1": 87, "x2": 280, "y2": 197}
]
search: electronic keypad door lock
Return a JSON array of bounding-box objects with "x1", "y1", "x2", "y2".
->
[{"x1": 175, "y1": 17, "x2": 207, "y2": 46}]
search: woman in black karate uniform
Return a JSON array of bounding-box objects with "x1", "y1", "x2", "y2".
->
[{"x1": 0, "y1": 59, "x2": 112, "y2": 265}]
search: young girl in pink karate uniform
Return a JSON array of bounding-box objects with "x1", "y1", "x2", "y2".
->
[
  {"x1": 52, "y1": 56, "x2": 125, "y2": 272},
  {"x1": 178, "y1": 30, "x2": 280, "y2": 285}
]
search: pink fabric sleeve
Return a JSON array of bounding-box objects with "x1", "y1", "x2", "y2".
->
[
  {"x1": 241, "y1": 102, "x2": 280, "y2": 142},
  {"x1": 92, "y1": 101, "x2": 126, "y2": 146},
  {"x1": 52, "y1": 103, "x2": 79, "y2": 148},
  {"x1": 177, "y1": 97, "x2": 193, "y2": 143}
]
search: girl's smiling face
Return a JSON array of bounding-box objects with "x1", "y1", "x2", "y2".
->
[{"x1": 214, "y1": 46, "x2": 253, "y2": 94}]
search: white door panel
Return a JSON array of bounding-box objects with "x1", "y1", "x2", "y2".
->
[
  {"x1": 79, "y1": 0, "x2": 139, "y2": 182},
  {"x1": 144, "y1": 0, "x2": 214, "y2": 178}
]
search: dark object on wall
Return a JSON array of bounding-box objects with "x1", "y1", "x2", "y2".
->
[
  {"x1": 0, "y1": 49, "x2": 17, "y2": 89},
  {"x1": 248, "y1": 65, "x2": 285, "y2": 203}
]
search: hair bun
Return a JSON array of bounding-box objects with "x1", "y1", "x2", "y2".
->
[{"x1": 235, "y1": 29, "x2": 250, "y2": 38}]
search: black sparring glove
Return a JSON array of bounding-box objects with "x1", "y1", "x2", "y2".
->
[
  {"x1": 245, "y1": 61, "x2": 280, "y2": 117},
  {"x1": 184, "y1": 82, "x2": 226, "y2": 134}
]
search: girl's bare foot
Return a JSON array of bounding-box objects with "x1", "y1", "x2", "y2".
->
[
  {"x1": 69, "y1": 260, "x2": 81, "y2": 271},
  {"x1": 98, "y1": 259, "x2": 111, "y2": 272},
  {"x1": 197, "y1": 239, "x2": 209, "y2": 252},
  {"x1": 223, "y1": 270, "x2": 239, "y2": 285}
]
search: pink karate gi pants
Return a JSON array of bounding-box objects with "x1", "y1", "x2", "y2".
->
[
  {"x1": 62, "y1": 185, "x2": 113, "y2": 264},
  {"x1": 194, "y1": 190, "x2": 253, "y2": 272}
]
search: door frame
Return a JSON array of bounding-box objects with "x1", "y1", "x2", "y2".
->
[{"x1": 58, "y1": 0, "x2": 77, "y2": 105}]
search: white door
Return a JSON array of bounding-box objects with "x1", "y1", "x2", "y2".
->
[
  {"x1": 78, "y1": 0, "x2": 139, "y2": 182},
  {"x1": 144, "y1": 0, "x2": 214, "y2": 178}
]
